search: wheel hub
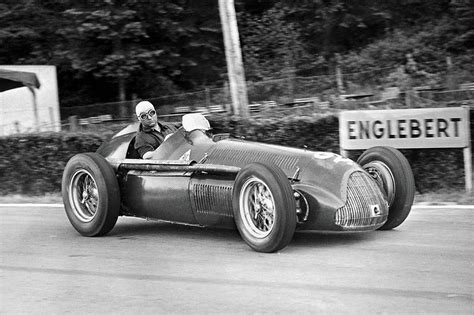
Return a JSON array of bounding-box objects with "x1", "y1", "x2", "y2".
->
[
  {"x1": 364, "y1": 161, "x2": 396, "y2": 206},
  {"x1": 240, "y1": 176, "x2": 275, "y2": 238},
  {"x1": 69, "y1": 169, "x2": 100, "y2": 223}
]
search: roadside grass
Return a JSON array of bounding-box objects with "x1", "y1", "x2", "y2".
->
[
  {"x1": 0, "y1": 190, "x2": 472, "y2": 205},
  {"x1": 414, "y1": 172, "x2": 474, "y2": 205},
  {"x1": 414, "y1": 190, "x2": 473, "y2": 205}
]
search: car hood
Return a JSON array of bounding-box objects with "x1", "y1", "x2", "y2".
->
[{"x1": 204, "y1": 139, "x2": 362, "y2": 207}]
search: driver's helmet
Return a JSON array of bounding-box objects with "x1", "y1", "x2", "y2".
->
[{"x1": 182, "y1": 113, "x2": 211, "y2": 132}]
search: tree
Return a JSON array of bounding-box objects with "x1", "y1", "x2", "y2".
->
[
  {"x1": 132, "y1": 0, "x2": 225, "y2": 92},
  {"x1": 239, "y1": 4, "x2": 308, "y2": 80},
  {"x1": 56, "y1": 0, "x2": 226, "y2": 104},
  {"x1": 0, "y1": 1, "x2": 67, "y2": 65},
  {"x1": 283, "y1": 0, "x2": 392, "y2": 57},
  {"x1": 2, "y1": 0, "x2": 470, "y2": 108},
  {"x1": 58, "y1": 2, "x2": 164, "y2": 102}
]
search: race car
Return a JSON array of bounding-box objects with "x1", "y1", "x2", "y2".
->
[{"x1": 62, "y1": 113, "x2": 416, "y2": 253}]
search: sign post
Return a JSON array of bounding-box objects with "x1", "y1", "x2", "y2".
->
[
  {"x1": 339, "y1": 107, "x2": 472, "y2": 192},
  {"x1": 218, "y1": 0, "x2": 249, "y2": 118}
]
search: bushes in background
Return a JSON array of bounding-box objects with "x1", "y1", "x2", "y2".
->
[
  {"x1": 0, "y1": 111, "x2": 471, "y2": 195},
  {"x1": 0, "y1": 133, "x2": 106, "y2": 195},
  {"x1": 209, "y1": 113, "x2": 340, "y2": 153}
]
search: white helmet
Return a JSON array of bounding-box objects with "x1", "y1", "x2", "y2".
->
[{"x1": 135, "y1": 101, "x2": 155, "y2": 117}]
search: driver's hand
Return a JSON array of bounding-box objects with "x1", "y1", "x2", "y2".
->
[{"x1": 143, "y1": 151, "x2": 153, "y2": 159}]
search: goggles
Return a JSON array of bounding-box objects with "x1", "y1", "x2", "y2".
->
[{"x1": 139, "y1": 109, "x2": 156, "y2": 120}]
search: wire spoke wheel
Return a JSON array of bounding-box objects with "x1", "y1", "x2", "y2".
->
[
  {"x1": 240, "y1": 176, "x2": 275, "y2": 238},
  {"x1": 62, "y1": 153, "x2": 120, "y2": 237},
  {"x1": 363, "y1": 161, "x2": 396, "y2": 206},
  {"x1": 69, "y1": 169, "x2": 99, "y2": 223},
  {"x1": 233, "y1": 162, "x2": 296, "y2": 253},
  {"x1": 357, "y1": 146, "x2": 415, "y2": 230}
]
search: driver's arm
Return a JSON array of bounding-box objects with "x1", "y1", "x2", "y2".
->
[
  {"x1": 134, "y1": 137, "x2": 155, "y2": 159},
  {"x1": 136, "y1": 132, "x2": 174, "y2": 159}
]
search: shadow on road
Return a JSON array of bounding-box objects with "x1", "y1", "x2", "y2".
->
[{"x1": 107, "y1": 217, "x2": 378, "y2": 250}]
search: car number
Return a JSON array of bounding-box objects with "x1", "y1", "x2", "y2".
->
[{"x1": 313, "y1": 152, "x2": 355, "y2": 166}]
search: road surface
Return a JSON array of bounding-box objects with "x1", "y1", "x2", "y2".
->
[{"x1": 1, "y1": 204, "x2": 472, "y2": 313}]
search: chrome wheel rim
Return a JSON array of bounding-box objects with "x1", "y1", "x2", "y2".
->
[
  {"x1": 239, "y1": 176, "x2": 275, "y2": 238},
  {"x1": 68, "y1": 169, "x2": 99, "y2": 223},
  {"x1": 364, "y1": 161, "x2": 396, "y2": 206}
]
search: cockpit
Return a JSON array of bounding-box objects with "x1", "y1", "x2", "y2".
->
[{"x1": 125, "y1": 113, "x2": 221, "y2": 162}]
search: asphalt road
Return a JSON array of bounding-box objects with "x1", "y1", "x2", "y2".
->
[{"x1": 0, "y1": 204, "x2": 472, "y2": 313}]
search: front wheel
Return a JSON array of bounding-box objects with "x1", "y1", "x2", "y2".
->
[
  {"x1": 232, "y1": 162, "x2": 296, "y2": 253},
  {"x1": 357, "y1": 146, "x2": 415, "y2": 230},
  {"x1": 62, "y1": 153, "x2": 120, "y2": 236}
]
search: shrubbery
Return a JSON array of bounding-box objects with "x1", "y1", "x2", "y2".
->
[
  {"x1": 0, "y1": 112, "x2": 471, "y2": 195},
  {"x1": 209, "y1": 113, "x2": 340, "y2": 152},
  {"x1": 0, "y1": 133, "x2": 105, "y2": 195}
]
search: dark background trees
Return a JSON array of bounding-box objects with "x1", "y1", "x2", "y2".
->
[{"x1": 0, "y1": 0, "x2": 472, "y2": 107}]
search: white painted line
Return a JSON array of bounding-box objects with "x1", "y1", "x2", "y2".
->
[
  {"x1": 0, "y1": 204, "x2": 472, "y2": 209},
  {"x1": 0, "y1": 203, "x2": 64, "y2": 208}
]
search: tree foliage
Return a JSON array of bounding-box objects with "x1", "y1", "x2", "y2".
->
[
  {"x1": 58, "y1": 4, "x2": 164, "y2": 101},
  {"x1": 239, "y1": 4, "x2": 309, "y2": 80},
  {"x1": 55, "y1": 0, "x2": 225, "y2": 103},
  {"x1": 238, "y1": 0, "x2": 472, "y2": 81},
  {"x1": 0, "y1": 0, "x2": 471, "y2": 107},
  {"x1": 0, "y1": 0, "x2": 224, "y2": 106}
]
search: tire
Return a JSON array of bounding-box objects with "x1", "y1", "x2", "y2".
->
[
  {"x1": 232, "y1": 162, "x2": 296, "y2": 253},
  {"x1": 62, "y1": 153, "x2": 120, "y2": 236},
  {"x1": 357, "y1": 146, "x2": 415, "y2": 230}
]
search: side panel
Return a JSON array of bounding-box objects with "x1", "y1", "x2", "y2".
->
[
  {"x1": 97, "y1": 133, "x2": 134, "y2": 159},
  {"x1": 293, "y1": 183, "x2": 343, "y2": 231},
  {"x1": 120, "y1": 171, "x2": 197, "y2": 224},
  {"x1": 189, "y1": 173, "x2": 236, "y2": 228}
]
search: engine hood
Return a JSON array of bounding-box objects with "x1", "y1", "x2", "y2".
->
[{"x1": 204, "y1": 139, "x2": 362, "y2": 207}]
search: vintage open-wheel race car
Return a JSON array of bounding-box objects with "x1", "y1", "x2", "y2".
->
[{"x1": 62, "y1": 113, "x2": 416, "y2": 253}]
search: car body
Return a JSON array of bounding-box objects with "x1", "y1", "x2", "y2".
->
[{"x1": 62, "y1": 114, "x2": 415, "y2": 252}]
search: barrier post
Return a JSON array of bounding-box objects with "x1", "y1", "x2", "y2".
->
[
  {"x1": 462, "y1": 106, "x2": 472, "y2": 193},
  {"x1": 69, "y1": 115, "x2": 78, "y2": 132}
]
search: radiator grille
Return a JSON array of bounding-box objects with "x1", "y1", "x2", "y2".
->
[
  {"x1": 335, "y1": 171, "x2": 388, "y2": 229},
  {"x1": 191, "y1": 183, "x2": 233, "y2": 217}
]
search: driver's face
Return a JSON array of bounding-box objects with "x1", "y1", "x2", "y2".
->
[{"x1": 138, "y1": 109, "x2": 158, "y2": 127}]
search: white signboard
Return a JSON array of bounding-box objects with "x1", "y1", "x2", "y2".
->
[
  {"x1": 0, "y1": 65, "x2": 60, "y2": 136},
  {"x1": 339, "y1": 107, "x2": 469, "y2": 149},
  {"x1": 339, "y1": 107, "x2": 471, "y2": 192}
]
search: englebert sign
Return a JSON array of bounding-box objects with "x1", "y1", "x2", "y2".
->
[{"x1": 339, "y1": 107, "x2": 472, "y2": 192}]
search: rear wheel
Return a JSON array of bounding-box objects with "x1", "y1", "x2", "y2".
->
[
  {"x1": 233, "y1": 163, "x2": 296, "y2": 253},
  {"x1": 62, "y1": 153, "x2": 120, "y2": 236},
  {"x1": 357, "y1": 146, "x2": 415, "y2": 230}
]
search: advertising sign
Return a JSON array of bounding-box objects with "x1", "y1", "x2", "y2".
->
[
  {"x1": 339, "y1": 107, "x2": 469, "y2": 150},
  {"x1": 339, "y1": 107, "x2": 471, "y2": 192}
]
